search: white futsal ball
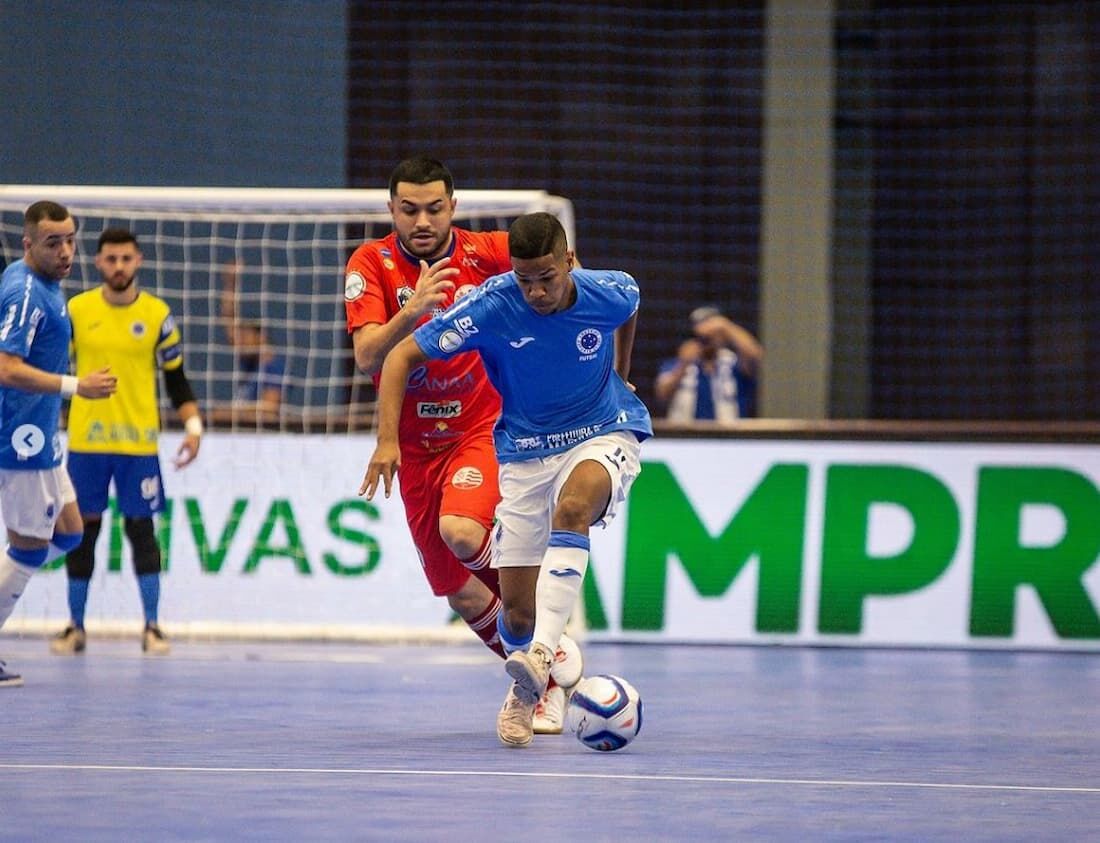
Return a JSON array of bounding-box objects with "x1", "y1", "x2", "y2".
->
[{"x1": 564, "y1": 674, "x2": 643, "y2": 752}]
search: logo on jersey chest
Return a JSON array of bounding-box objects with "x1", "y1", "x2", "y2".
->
[
  {"x1": 460, "y1": 243, "x2": 483, "y2": 270},
  {"x1": 417, "y1": 400, "x2": 462, "y2": 419},
  {"x1": 576, "y1": 328, "x2": 602, "y2": 361}
]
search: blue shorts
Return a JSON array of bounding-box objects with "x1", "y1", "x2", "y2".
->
[{"x1": 66, "y1": 451, "x2": 165, "y2": 518}]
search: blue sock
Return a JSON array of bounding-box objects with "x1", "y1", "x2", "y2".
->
[
  {"x1": 68, "y1": 578, "x2": 90, "y2": 628},
  {"x1": 137, "y1": 573, "x2": 160, "y2": 625},
  {"x1": 496, "y1": 610, "x2": 532, "y2": 656}
]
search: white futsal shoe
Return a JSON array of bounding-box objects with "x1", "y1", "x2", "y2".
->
[
  {"x1": 532, "y1": 682, "x2": 566, "y2": 735},
  {"x1": 506, "y1": 642, "x2": 554, "y2": 705},
  {"x1": 497, "y1": 682, "x2": 536, "y2": 747},
  {"x1": 551, "y1": 633, "x2": 584, "y2": 691}
]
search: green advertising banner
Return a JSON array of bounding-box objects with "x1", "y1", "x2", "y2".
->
[
  {"x1": 10, "y1": 435, "x2": 1098, "y2": 650},
  {"x1": 584, "y1": 439, "x2": 1100, "y2": 649}
]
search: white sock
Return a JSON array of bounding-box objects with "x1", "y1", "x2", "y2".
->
[
  {"x1": 0, "y1": 554, "x2": 36, "y2": 628},
  {"x1": 532, "y1": 542, "x2": 589, "y2": 653}
]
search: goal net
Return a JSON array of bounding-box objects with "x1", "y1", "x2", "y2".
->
[{"x1": 0, "y1": 185, "x2": 576, "y2": 433}]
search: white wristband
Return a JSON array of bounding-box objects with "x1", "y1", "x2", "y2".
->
[
  {"x1": 59, "y1": 375, "x2": 78, "y2": 399},
  {"x1": 184, "y1": 416, "x2": 204, "y2": 437}
]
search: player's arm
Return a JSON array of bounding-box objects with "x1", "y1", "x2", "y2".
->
[
  {"x1": 654, "y1": 340, "x2": 704, "y2": 403},
  {"x1": 219, "y1": 261, "x2": 245, "y2": 348},
  {"x1": 352, "y1": 258, "x2": 459, "y2": 375},
  {"x1": 695, "y1": 313, "x2": 764, "y2": 378},
  {"x1": 162, "y1": 365, "x2": 203, "y2": 468},
  {"x1": 358, "y1": 334, "x2": 429, "y2": 500},
  {"x1": 0, "y1": 351, "x2": 116, "y2": 399},
  {"x1": 614, "y1": 310, "x2": 640, "y2": 387}
]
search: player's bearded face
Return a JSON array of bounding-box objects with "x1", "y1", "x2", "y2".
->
[
  {"x1": 390, "y1": 181, "x2": 456, "y2": 260},
  {"x1": 95, "y1": 243, "x2": 142, "y2": 292}
]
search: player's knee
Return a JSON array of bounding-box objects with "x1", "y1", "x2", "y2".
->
[
  {"x1": 446, "y1": 576, "x2": 494, "y2": 619},
  {"x1": 500, "y1": 603, "x2": 535, "y2": 640},
  {"x1": 51, "y1": 530, "x2": 83, "y2": 554},
  {"x1": 551, "y1": 494, "x2": 596, "y2": 533},
  {"x1": 438, "y1": 515, "x2": 485, "y2": 562},
  {"x1": 64, "y1": 519, "x2": 102, "y2": 579},
  {"x1": 8, "y1": 545, "x2": 49, "y2": 569},
  {"x1": 124, "y1": 517, "x2": 161, "y2": 575}
]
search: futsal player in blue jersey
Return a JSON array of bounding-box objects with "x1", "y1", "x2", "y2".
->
[
  {"x1": 362, "y1": 211, "x2": 652, "y2": 746},
  {"x1": 0, "y1": 201, "x2": 117, "y2": 686}
]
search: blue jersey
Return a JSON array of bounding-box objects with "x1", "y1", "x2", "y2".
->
[
  {"x1": 414, "y1": 268, "x2": 653, "y2": 462},
  {"x1": 0, "y1": 260, "x2": 71, "y2": 469}
]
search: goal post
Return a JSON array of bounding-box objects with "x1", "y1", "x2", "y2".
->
[{"x1": 0, "y1": 185, "x2": 576, "y2": 433}]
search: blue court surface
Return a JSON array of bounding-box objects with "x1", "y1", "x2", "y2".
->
[{"x1": 1, "y1": 636, "x2": 1097, "y2": 841}]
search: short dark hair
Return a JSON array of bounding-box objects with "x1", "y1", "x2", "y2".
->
[
  {"x1": 24, "y1": 200, "x2": 71, "y2": 229},
  {"x1": 388, "y1": 156, "x2": 454, "y2": 197},
  {"x1": 97, "y1": 228, "x2": 139, "y2": 252},
  {"x1": 508, "y1": 212, "x2": 567, "y2": 261}
]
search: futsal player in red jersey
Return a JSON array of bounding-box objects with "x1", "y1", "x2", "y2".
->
[{"x1": 344, "y1": 157, "x2": 581, "y2": 733}]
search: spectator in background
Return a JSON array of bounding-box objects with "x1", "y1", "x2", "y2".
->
[
  {"x1": 655, "y1": 305, "x2": 763, "y2": 422},
  {"x1": 209, "y1": 260, "x2": 286, "y2": 427}
]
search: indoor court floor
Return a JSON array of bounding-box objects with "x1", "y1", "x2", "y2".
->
[{"x1": 1, "y1": 636, "x2": 1097, "y2": 841}]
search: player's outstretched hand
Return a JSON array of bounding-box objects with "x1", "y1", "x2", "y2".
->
[
  {"x1": 359, "y1": 442, "x2": 401, "y2": 500},
  {"x1": 407, "y1": 257, "x2": 459, "y2": 318},
  {"x1": 78, "y1": 367, "x2": 118, "y2": 399},
  {"x1": 173, "y1": 434, "x2": 200, "y2": 469}
]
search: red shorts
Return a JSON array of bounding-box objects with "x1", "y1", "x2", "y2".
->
[{"x1": 399, "y1": 430, "x2": 500, "y2": 597}]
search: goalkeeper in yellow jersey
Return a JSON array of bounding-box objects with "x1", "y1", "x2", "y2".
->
[{"x1": 50, "y1": 229, "x2": 204, "y2": 656}]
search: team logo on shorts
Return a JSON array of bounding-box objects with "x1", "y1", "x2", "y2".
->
[
  {"x1": 576, "y1": 328, "x2": 602, "y2": 358},
  {"x1": 141, "y1": 475, "x2": 161, "y2": 501},
  {"x1": 452, "y1": 466, "x2": 484, "y2": 489},
  {"x1": 345, "y1": 271, "x2": 366, "y2": 302}
]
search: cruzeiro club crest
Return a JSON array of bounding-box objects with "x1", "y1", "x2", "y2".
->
[{"x1": 576, "y1": 328, "x2": 602, "y2": 359}]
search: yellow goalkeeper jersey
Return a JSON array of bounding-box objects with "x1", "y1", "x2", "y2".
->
[{"x1": 67, "y1": 288, "x2": 184, "y2": 455}]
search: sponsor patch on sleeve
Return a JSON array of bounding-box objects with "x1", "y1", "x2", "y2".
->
[{"x1": 345, "y1": 271, "x2": 366, "y2": 302}]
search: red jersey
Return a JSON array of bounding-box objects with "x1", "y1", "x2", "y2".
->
[{"x1": 345, "y1": 228, "x2": 511, "y2": 455}]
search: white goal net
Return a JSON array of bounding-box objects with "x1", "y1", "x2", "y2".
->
[{"x1": 0, "y1": 185, "x2": 576, "y2": 433}]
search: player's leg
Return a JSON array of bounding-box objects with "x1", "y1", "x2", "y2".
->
[
  {"x1": 531, "y1": 432, "x2": 641, "y2": 658},
  {"x1": 0, "y1": 468, "x2": 80, "y2": 685},
  {"x1": 446, "y1": 572, "x2": 504, "y2": 657},
  {"x1": 1, "y1": 468, "x2": 80, "y2": 626},
  {"x1": 401, "y1": 448, "x2": 504, "y2": 655},
  {"x1": 437, "y1": 430, "x2": 500, "y2": 594},
  {"x1": 436, "y1": 434, "x2": 574, "y2": 733},
  {"x1": 492, "y1": 458, "x2": 554, "y2": 745},
  {"x1": 51, "y1": 452, "x2": 109, "y2": 653},
  {"x1": 50, "y1": 516, "x2": 99, "y2": 654},
  {"x1": 116, "y1": 455, "x2": 169, "y2": 654},
  {"x1": 507, "y1": 433, "x2": 641, "y2": 706}
]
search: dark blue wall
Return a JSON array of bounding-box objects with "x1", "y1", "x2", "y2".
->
[{"x1": 1, "y1": 1, "x2": 346, "y2": 187}]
